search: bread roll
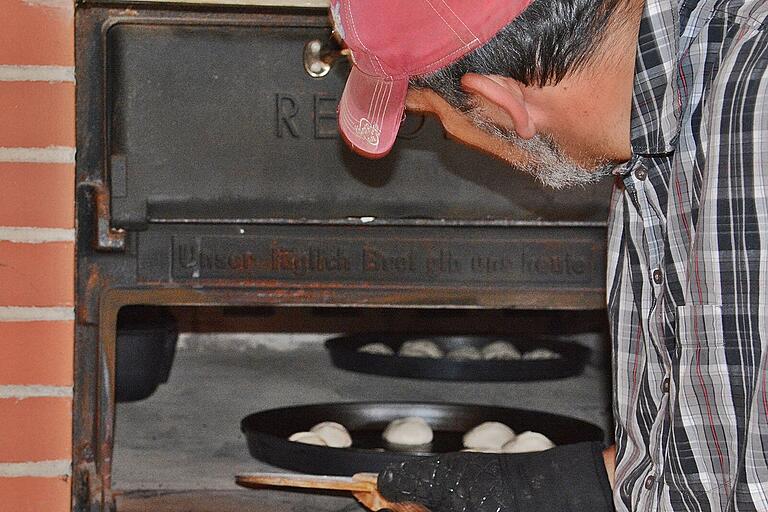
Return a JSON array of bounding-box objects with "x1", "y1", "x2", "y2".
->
[
  {"x1": 398, "y1": 339, "x2": 443, "y2": 358},
  {"x1": 463, "y1": 421, "x2": 516, "y2": 450},
  {"x1": 288, "y1": 431, "x2": 327, "y2": 446},
  {"x1": 358, "y1": 342, "x2": 395, "y2": 355},
  {"x1": 382, "y1": 417, "x2": 433, "y2": 445},
  {"x1": 521, "y1": 348, "x2": 560, "y2": 360},
  {"x1": 481, "y1": 341, "x2": 522, "y2": 360},
  {"x1": 501, "y1": 431, "x2": 555, "y2": 453},
  {"x1": 310, "y1": 421, "x2": 353, "y2": 448}
]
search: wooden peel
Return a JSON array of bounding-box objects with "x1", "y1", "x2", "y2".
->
[
  {"x1": 236, "y1": 472, "x2": 377, "y2": 493},
  {"x1": 236, "y1": 472, "x2": 429, "y2": 512}
]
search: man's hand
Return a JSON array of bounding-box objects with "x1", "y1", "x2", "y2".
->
[
  {"x1": 378, "y1": 451, "x2": 514, "y2": 512},
  {"x1": 377, "y1": 442, "x2": 614, "y2": 512}
]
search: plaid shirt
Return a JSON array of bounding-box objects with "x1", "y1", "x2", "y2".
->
[{"x1": 607, "y1": 0, "x2": 768, "y2": 509}]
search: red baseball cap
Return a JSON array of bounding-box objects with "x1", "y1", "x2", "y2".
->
[{"x1": 331, "y1": 0, "x2": 534, "y2": 158}]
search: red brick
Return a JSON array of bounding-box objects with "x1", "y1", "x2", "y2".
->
[
  {"x1": 0, "y1": 0, "x2": 73, "y2": 66},
  {"x1": 0, "y1": 477, "x2": 70, "y2": 512},
  {"x1": 0, "y1": 322, "x2": 73, "y2": 386},
  {"x1": 0, "y1": 82, "x2": 74, "y2": 148},
  {"x1": 0, "y1": 397, "x2": 72, "y2": 463},
  {"x1": 0, "y1": 163, "x2": 74, "y2": 229},
  {"x1": 0, "y1": 241, "x2": 74, "y2": 307}
]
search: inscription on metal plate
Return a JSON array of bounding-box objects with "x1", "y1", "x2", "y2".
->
[{"x1": 171, "y1": 236, "x2": 595, "y2": 286}]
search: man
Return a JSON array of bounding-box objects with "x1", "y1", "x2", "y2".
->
[{"x1": 331, "y1": 0, "x2": 768, "y2": 510}]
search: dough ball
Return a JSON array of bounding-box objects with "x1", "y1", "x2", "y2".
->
[
  {"x1": 463, "y1": 422, "x2": 516, "y2": 450},
  {"x1": 310, "y1": 421, "x2": 353, "y2": 448},
  {"x1": 358, "y1": 342, "x2": 395, "y2": 356},
  {"x1": 482, "y1": 341, "x2": 522, "y2": 360},
  {"x1": 522, "y1": 348, "x2": 560, "y2": 360},
  {"x1": 447, "y1": 346, "x2": 483, "y2": 360},
  {"x1": 398, "y1": 339, "x2": 444, "y2": 358},
  {"x1": 382, "y1": 417, "x2": 434, "y2": 445},
  {"x1": 501, "y1": 431, "x2": 555, "y2": 453},
  {"x1": 288, "y1": 431, "x2": 327, "y2": 446}
]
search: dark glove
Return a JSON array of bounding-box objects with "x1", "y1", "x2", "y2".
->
[{"x1": 378, "y1": 441, "x2": 613, "y2": 512}]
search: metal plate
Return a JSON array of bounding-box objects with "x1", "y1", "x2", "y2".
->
[
  {"x1": 104, "y1": 14, "x2": 612, "y2": 229},
  {"x1": 241, "y1": 402, "x2": 604, "y2": 475},
  {"x1": 325, "y1": 335, "x2": 590, "y2": 381}
]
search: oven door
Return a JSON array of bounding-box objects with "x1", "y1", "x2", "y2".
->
[
  {"x1": 98, "y1": 12, "x2": 611, "y2": 229},
  {"x1": 77, "y1": 6, "x2": 610, "y2": 309}
]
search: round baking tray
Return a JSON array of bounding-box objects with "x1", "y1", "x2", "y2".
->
[
  {"x1": 242, "y1": 401, "x2": 603, "y2": 475},
  {"x1": 325, "y1": 335, "x2": 590, "y2": 381}
]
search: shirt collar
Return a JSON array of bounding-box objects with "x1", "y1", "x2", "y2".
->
[{"x1": 629, "y1": 0, "x2": 682, "y2": 155}]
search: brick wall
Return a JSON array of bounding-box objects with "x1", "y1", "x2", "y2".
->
[{"x1": 0, "y1": 0, "x2": 75, "y2": 511}]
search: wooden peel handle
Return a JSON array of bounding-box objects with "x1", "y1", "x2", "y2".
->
[
  {"x1": 235, "y1": 472, "x2": 429, "y2": 512},
  {"x1": 236, "y1": 472, "x2": 377, "y2": 493}
]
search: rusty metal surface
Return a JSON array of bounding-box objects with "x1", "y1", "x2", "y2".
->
[
  {"x1": 143, "y1": 225, "x2": 606, "y2": 294},
  {"x1": 90, "y1": 181, "x2": 126, "y2": 252}
]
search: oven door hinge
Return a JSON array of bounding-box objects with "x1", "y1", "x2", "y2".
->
[{"x1": 82, "y1": 181, "x2": 126, "y2": 252}]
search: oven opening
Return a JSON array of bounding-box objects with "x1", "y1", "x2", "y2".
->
[{"x1": 111, "y1": 306, "x2": 612, "y2": 512}]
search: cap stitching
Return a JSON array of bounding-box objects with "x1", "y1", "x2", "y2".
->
[
  {"x1": 409, "y1": 41, "x2": 477, "y2": 76},
  {"x1": 346, "y1": 0, "x2": 480, "y2": 80},
  {"x1": 341, "y1": 118, "x2": 366, "y2": 147},
  {"x1": 375, "y1": 80, "x2": 393, "y2": 129},
  {"x1": 341, "y1": 97, "x2": 374, "y2": 144},
  {"x1": 437, "y1": 0, "x2": 479, "y2": 40},
  {"x1": 340, "y1": 78, "x2": 404, "y2": 150},
  {"x1": 345, "y1": 2, "x2": 388, "y2": 76},
  {"x1": 370, "y1": 79, "x2": 385, "y2": 125},
  {"x1": 350, "y1": 79, "x2": 400, "y2": 132},
  {"x1": 423, "y1": 0, "x2": 470, "y2": 46},
  {"x1": 362, "y1": 77, "x2": 388, "y2": 140},
  {"x1": 366, "y1": 79, "x2": 379, "y2": 119},
  {"x1": 373, "y1": 80, "x2": 390, "y2": 126},
  {"x1": 372, "y1": 55, "x2": 388, "y2": 78},
  {"x1": 348, "y1": 41, "x2": 476, "y2": 81},
  {"x1": 342, "y1": 111, "x2": 362, "y2": 133},
  {"x1": 345, "y1": 3, "x2": 378, "y2": 74},
  {"x1": 341, "y1": 109, "x2": 381, "y2": 148},
  {"x1": 368, "y1": 81, "x2": 384, "y2": 119},
  {"x1": 341, "y1": 108, "x2": 357, "y2": 127}
]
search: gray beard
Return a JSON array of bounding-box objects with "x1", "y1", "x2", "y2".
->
[{"x1": 467, "y1": 107, "x2": 615, "y2": 190}]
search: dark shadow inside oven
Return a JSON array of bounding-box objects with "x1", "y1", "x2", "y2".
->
[{"x1": 112, "y1": 305, "x2": 613, "y2": 512}]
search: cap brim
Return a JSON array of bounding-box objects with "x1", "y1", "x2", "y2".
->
[{"x1": 338, "y1": 67, "x2": 408, "y2": 159}]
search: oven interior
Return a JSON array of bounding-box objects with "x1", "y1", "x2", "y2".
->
[{"x1": 111, "y1": 306, "x2": 613, "y2": 512}]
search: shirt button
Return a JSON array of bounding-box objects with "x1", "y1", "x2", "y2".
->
[
  {"x1": 652, "y1": 268, "x2": 663, "y2": 284},
  {"x1": 662, "y1": 378, "x2": 670, "y2": 393},
  {"x1": 644, "y1": 474, "x2": 656, "y2": 489},
  {"x1": 634, "y1": 167, "x2": 648, "y2": 181}
]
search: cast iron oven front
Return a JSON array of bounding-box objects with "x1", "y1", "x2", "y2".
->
[{"x1": 74, "y1": 4, "x2": 611, "y2": 511}]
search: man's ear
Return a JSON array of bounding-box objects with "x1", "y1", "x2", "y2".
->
[{"x1": 460, "y1": 73, "x2": 536, "y2": 139}]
